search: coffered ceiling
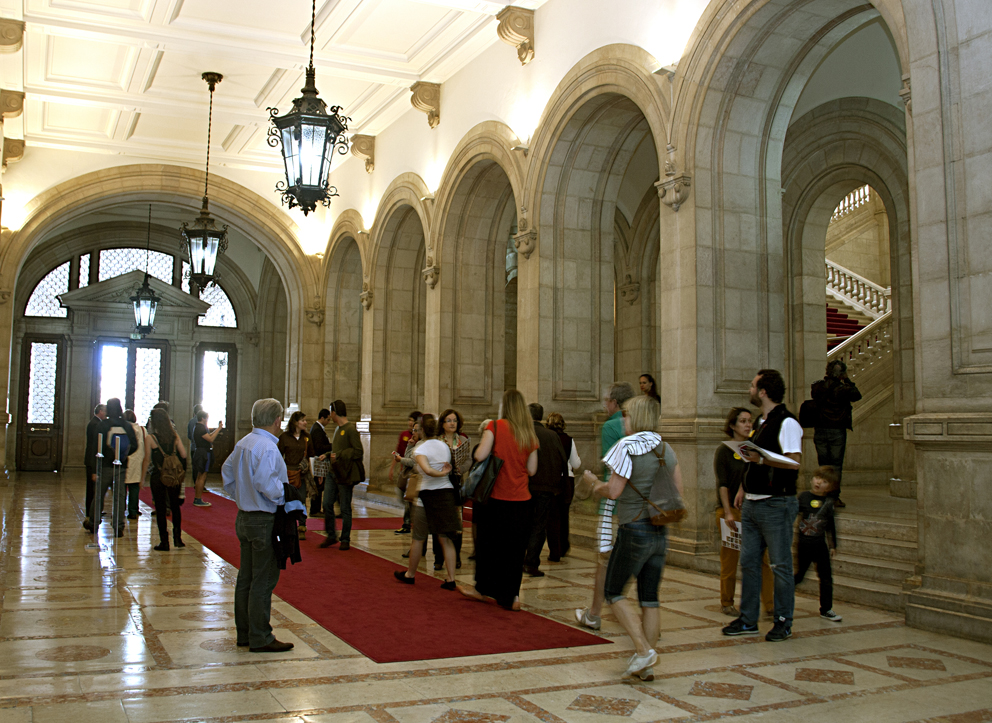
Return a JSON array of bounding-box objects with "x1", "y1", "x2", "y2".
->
[{"x1": 5, "y1": 0, "x2": 545, "y2": 171}]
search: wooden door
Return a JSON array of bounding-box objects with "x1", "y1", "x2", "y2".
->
[{"x1": 18, "y1": 336, "x2": 66, "y2": 471}]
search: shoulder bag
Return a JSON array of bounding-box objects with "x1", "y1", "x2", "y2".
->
[
  {"x1": 628, "y1": 443, "x2": 686, "y2": 526},
  {"x1": 465, "y1": 422, "x2": 503, "y2": 504},
  {"x1": 152, "y1": 433, "x2": 186, "y2": 489}
]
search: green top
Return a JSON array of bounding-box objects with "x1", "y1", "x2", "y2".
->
[{"x1": 598, "y1": 409, "x2": 626, "y2": 515}]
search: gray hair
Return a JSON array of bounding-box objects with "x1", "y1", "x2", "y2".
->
[
  {"x1": 607, "y1": 381, "x2": 634, "y2": 407},
  {"x1": 251, "y1": 398, "x2": 284, "y2": 429},
  {"x1": 93, "y1": 403, "x2": 106, "y2": 416}
]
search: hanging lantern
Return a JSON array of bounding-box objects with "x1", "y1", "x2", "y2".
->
[
  {"x1": 181, "y1": 72, "x2": 229, "y2": 289},
  {"x1": 131, "y1": 204, "x2": 160, "y2": 337},
  {"x1": 268, "y1": 0, "x2": 349, "y2": 215}
]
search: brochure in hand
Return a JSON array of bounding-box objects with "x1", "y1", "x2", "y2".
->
[{"x1": 721, "y1": 440, "x2": 800, "y2": 468}]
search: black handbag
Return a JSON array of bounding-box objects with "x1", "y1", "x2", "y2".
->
[{"x1": 466, "y1": 422, "x2": 504, "y2": 504}]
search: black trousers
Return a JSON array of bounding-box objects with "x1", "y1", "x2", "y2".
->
[
  {"x1": 794, "y1": 540, "x2": 833, "y2": 614},
  {"x1": 84, "y1": 466, "x2": 96, "y2": 519},
  {"x1": 813, "y1": 427, "x2": 847, "y2": 497},
  {"x1": 546, "y1": 478, "x2": 573, "y2": 560},
  {"x1": 523, "y1": 491, "x2": 557, "y2": 569},
  {"x1": 474, "y1": 498, "x2": 533, "y2": 608},
  {"x1": 151, "y1": 477, "x2": 183, "y2": 544}
]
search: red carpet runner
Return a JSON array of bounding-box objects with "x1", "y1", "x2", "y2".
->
[{"x1": 139, "y1": 488, "x2": 606, "y2": 663}]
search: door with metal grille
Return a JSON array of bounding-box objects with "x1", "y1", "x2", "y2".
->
[
  {"x1": 96, "y1": 340, "x2": 170, "y2": 426},
  {"x1": 18, "y1": 336, "x2": 66, "y2": 471}
]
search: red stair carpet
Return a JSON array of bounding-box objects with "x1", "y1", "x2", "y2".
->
[
  {"x1": 827, "y1": 304, "x2": 864, "y2": 349},
  {"x1": 139, "y1": 488, "x2": 606, "y2": 663}
]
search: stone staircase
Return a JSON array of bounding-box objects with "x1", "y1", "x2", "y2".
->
[{"x1": 567, "y1": 487, "x2": 918, "y2": 613}]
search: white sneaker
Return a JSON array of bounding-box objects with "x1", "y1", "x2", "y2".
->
[
  {"x1": 821, "y1": 609, "x2": 842, "y2": 622},
  {"x1": 636, "y1": 666, "x2": 654, "y2": 682},
  {"x1": 574, "y1": 608, "x2": 601, "y2": 630},
  {"x1": 624, "y1": 649, "x2": 658, "y2": 677}
]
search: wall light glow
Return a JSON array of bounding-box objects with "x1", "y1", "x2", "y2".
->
[
  {"x1": 645, "y1": 0, "x2": 708, "y2": 68},
  {"x1": 507, "y1": 91, "x2": 548, "y2": 146},
  {"x1": 361, "y1": 198, "x2": 378, "y2": 230},
  {"x1": 297, "y1": 215, "x2": 329, "y2": 256},
  {"x1": 423, "y1": 158, "x2": 446, "y2": 196},
  {"x1": 2, "y1": 191, "x2": 32, "y2": 231}
]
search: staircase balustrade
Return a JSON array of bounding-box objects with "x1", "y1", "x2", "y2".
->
[
  {"x1": 825, "y1": 260, "x2": 891, "y2": 320},
  {"x1": 828, "y1": 312, "x2": 892, "y2": 381},
  {"x1": 832, "y1": 185, "x2": 871, "y2": 221}
]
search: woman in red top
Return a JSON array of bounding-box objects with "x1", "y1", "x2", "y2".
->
[{"x1": 459, "y1": 389, "x2": 538, "y2": 610}]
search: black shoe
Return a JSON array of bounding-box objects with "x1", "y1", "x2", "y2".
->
[
  {"x1": 434, "y1": 562, "x2": 444, "y2": 571},
  {"x1": 835, "y1": 498, "x2": 846, "y2": 508},
  {"x1": 237, "y1": 641, "x2": 249, "y2": 647},
  {"x1": 395, "y1": 526, "x2": 411, "y2": 534},
  {"x1": 765, "y1": 618, "x2": 792, "y2": 642},
  {"x1": 394, "y1": 570, "x2": 415, "y2": 584},
  {"x1": 82, "y1": 517, "x2": 93, "y2": 532},
  {"x1": 250, "y1": 639, "x2": 294, "y2": 653},
  {"x1": 722, "y1": 618, "x2": 759, "y2": 636},
  {"x1": 468, "y1": 553, "x2": 477, "y2": 561},
  {"x1": 339, "y1": 541, "x2": 350, "y2": 550},
  {"x1": 319, "y1": 537, "x2": 339, "y2": 549},
  {"x1": 523, "y1": 566, "x2": 545, "y2": 577},
  {"x1": 137, "y1": 511, "x2": 143, "y2": 516},
  {"x1": 440, "y1": 580, "x2": 457, "y2": 590},
  {"x1": 456, "y1": 557, "x2": 462, "y2": 569},
  {"x1": 401, "y1": 550, "x2": 410, "y2": 558},
  {"x1": 127, "y1": 514, "x2": 138, "y2": 520},
  {"x1": 154, "y1": 542, "x2": 169, "y2": 551},
  {"x1": 116, "y1": 528, "x2": 124, "y2": 538},
  {"x1": 547, "y1": 557, "x2": 561, "y2": 563},
  {"x1": 173, "y1": 539, "x2": 186, "y2": 548}
]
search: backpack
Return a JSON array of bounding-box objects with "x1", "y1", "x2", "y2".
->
[
  {"x1": 153, "y1": 434, "x2": 186, "y2": 488},
  {"x1": 105, "y1": 424, "x2": 131, "y2": 461},
  {"x1": 798, "y1": 399, "x2": 820, "y2": 428}
]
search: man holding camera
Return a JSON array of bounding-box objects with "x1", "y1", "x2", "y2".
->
[{"x1": 811, "y1": 360, "x2": 862, "y2": 507}]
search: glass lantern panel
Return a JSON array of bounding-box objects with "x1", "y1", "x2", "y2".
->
[
  {"x1": 189, "y1": 236, "x2": 206, "y2": 275},
  {"x1": 300, "y1": 122, "x2": 327, "y2": 186},
  {"x1": 282, "y1": 126, "x2": 299, "y2": 185},
  {"x1": 202, "y1": 235, "x2": 220, "y2": 276}
]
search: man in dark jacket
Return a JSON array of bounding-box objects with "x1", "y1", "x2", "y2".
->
[
  {"x1": 523, "y1": 403, "x2": 567, "y2": 577},
  {"x1": 83, "y1": 404, "x2": 107, "y2": 532},
  {"x1": 319, "y1": 400, "x2": 364, "y2": 551},
  {"x1": 811, "y1": 360, "x2": 862, "y2": 506},
  {"x1": 309, "y1": 409, "x2": 333, "y2": 516},
  {"x1": 95, "y1": 398, "x2": 138, "y2": 536}
]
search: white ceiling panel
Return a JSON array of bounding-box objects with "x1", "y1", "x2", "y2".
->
[
  {"x1": 43, "y1": 100, "x2": 116, "y2": 136},
  {"x1": 145, "y1": 50, "x2": 276, "y2": 104},
  {"x1": 47, "y1": 0, "x2": 154, "y2": 22},
  {"x1": 131, "y1": 109, "x2": 232, "y2": 145},
  {"x1": 173, "y1": 0, "x2": 305, "y2": 39},
  {"x1": 46, "y1": 34, "x2": 136, "y2": 89},
  {"x1": 333, "y1": 0, "x2": 453, "y2": 57}
]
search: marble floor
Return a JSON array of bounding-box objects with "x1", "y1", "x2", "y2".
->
[{"x1": 2, "y1": 472, "x2": 991, "y2": 723}]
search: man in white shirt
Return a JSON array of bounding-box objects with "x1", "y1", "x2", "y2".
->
[
  {"x1": 723, "y1": 369, "x2": 802, "y2": 643},
  {"x1": 222, "y1": 398, "x2": 293, "y2": 653}
]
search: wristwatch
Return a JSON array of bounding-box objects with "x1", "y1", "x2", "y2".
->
[{"x1": 756, "y1": 456, "x2": 764, "y2": 465}]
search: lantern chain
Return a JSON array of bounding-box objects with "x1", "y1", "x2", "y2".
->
[
  {"x1": 204, "y1": 79, "x2": 214, "y2": 202},
  {"x1": 310, "y1": 0, "x2": 316, "y2": 71}
]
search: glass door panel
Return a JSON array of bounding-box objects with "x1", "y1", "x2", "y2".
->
[
  {"x1": 99, "y1": 344, "x2": 128, "y2": 406},
  {"x1": 18, "y1": 337, "x2": 65, "y2": 471},
  {"x1": 134, "y1": 347, "x2": 162, "y2": 425}
]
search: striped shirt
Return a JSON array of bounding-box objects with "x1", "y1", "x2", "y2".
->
[
  {"x1": 603, "y1": 431, "x2": 662, "y2": 480},
  {"x1": 221, "y1": 428, "x2": 287, "y2": 513}
]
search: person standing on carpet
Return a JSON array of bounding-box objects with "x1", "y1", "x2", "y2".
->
[
  {"x1": 590, "y1": 394, "x2": 682, "y2": 679},
  {"x1": 435, "y1": 408, "x2": 470, "y2": 570},
  {"x1": 146, "y1": 408, "x2": 187, "y2": 551},
  {"x1": 279, "y1": 411, "x2": 314, "y2": 541},
  {"x1": 459, "y1": 389, "x2": 539, "y2": 611},
  {"x1": 319, "y1": 400, "x2": 364, "y2": 551},
  {"x1": 393, "y1": 414, "x2": 460, "y2": 589},
  {"x1": 222, "y1": 398, "x2": 293, "y2": 653},
  {"x1": 309, "y1": 409, "x2": 333, "y2": 517},
  {"x1": 192, "y1": 410, "x2": 223, "y2": 508},
  {"x1": 390, "y1": 410, "x2": 422, "y2": 535}
]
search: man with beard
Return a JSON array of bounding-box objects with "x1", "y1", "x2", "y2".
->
[{"x1": 723, "y1": 369, "x2": 802, "y2": 643}]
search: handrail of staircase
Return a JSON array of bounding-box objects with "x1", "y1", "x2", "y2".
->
[
  {"x1": 828, "y1": 311, "x2": 893, "y2": 379},
  {"x1": 825, "y1": 260, "x2": 891, "y2": 319}
]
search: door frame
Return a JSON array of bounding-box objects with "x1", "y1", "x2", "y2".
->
[
  {"x1": 91, "y1": 337, "x2": 172, "y2": 420},
  {"x1": 16, "y1": 333, "x2": 67, "y2": 471},
  {"x1": 193, "y1": 342, "x2": 238, "y2": 471}
]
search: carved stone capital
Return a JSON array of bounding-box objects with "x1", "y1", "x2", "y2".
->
[
  {"x1": 619, "y1": 275, "x2": 640, "y2": 305},
  {"x1": 360, "y1": 281, "x2": 373, "y2": 310},
  {"x1": 245, "y1": 332, "x2": 260, "y2": 346},
  {"x1": 3, "y1": 138, "x2": 23, "y2": 167},
  {"x1": 305, "y1": 307, "x2": 325, "y2": 326},
  {"x1": 656, "y1": 174, "x2": 691, "y2": 212},
  {"x1": 0, "y1": 20, "x2": 24, "y2": 54},
  {"x1": 410, "y1": 82, "x2": 440, "y2": 129},
  {"x1": 0, "y1": 289, "x2": 11, "y2": 304},
  {"x1": 513, "y1": 229, "x2": 537, "y2": 260},
  {"x1": 496, "y1": 6, "x2": 534, "y2": 66},
  {"x1": 422, "y1": 257, "x2": 439, "y2": 289},
  {"x1": 0, "y1": 90, "x2": 23, "y2": 119},
  {"x1": 351, "y1": 134, "x2": 375, "y2": 173},
  {"x1": 899, "y1": 74, "x2": 912, "y2": 114}
]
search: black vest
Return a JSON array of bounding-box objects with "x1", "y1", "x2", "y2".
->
[{"x1": 743, "y1": 404, "x2": 799, "y2": 497}]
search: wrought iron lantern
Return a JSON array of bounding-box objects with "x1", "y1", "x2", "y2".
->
[
  {"x1": 268, "y1": 0, "x2": 350, "y2": 215},
  {"x1": 131, "y1": 205, "x2": 160, "y2": 337},
  {"x1": 181, "y1": 72, "x2": 229, "y2": 289}
]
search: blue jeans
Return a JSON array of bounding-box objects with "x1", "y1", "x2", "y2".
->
[
  {"x1": 604, "y1": 520, "x2": 668, "y2": 607},
  {"x1": 740, "y1": 496, "x2": 799, "y2": 627},
  {"x1": 234, "y1": 511, "x2": 280, "y2": 648},
  {"x1": 813, "y1": 427, "x2": 847, "y2": 495},
  {"x1": 323, "y1": 480, "x2": 353, "y2": 542}
]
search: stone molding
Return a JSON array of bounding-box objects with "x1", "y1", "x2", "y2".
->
[
  {"x1": 422, "y1": 257, "x2": 439, "y2": 289},
  {"x1": 655, "y1": 173, "x2": 691, "y2": 212},
  {"x1": 2, "y1": 137, "x2": 23, "y2": 166},
  {"x1": 513, "y1": 228, "x2": 536, "y2": 259},
  {"x1": 496, "y1": 6, "x2": 534, "y2": 65},
  {"x1": 618, "y1": 274, "x2": 640, "y2": 305},
  {"x1": 899, "y1": 73, "x2": 912, "y2": 114},
  {"x1": 0, "y1": 19, "x2": 23, "y2": 53},
  {"x1": 360, "y1": 281, "x2": 373, "y2": 310},
  {"x1": 410, "y1": 82, "x2": 440, "y2": 129},
  {"x1": 0, "y1": 90, "x2": 23, "y2": 119},
  {"x1": 903, "y1": 413, "x2": 992, "y2": 450},
  {"x1": 350, "y1": 134, "x2": 375, "y2": 173}
]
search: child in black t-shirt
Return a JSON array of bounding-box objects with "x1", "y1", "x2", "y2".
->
[{"x1": 794, "y1": 466, "x2": 842, "y2": 622}]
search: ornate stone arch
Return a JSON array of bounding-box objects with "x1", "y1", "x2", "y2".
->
[
  {"x1": 365, "y1": 172, "x2": 433, "y2": 290},
  {"x1": 325, "y1": 208, "x2": 369, "y2": 291}
]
